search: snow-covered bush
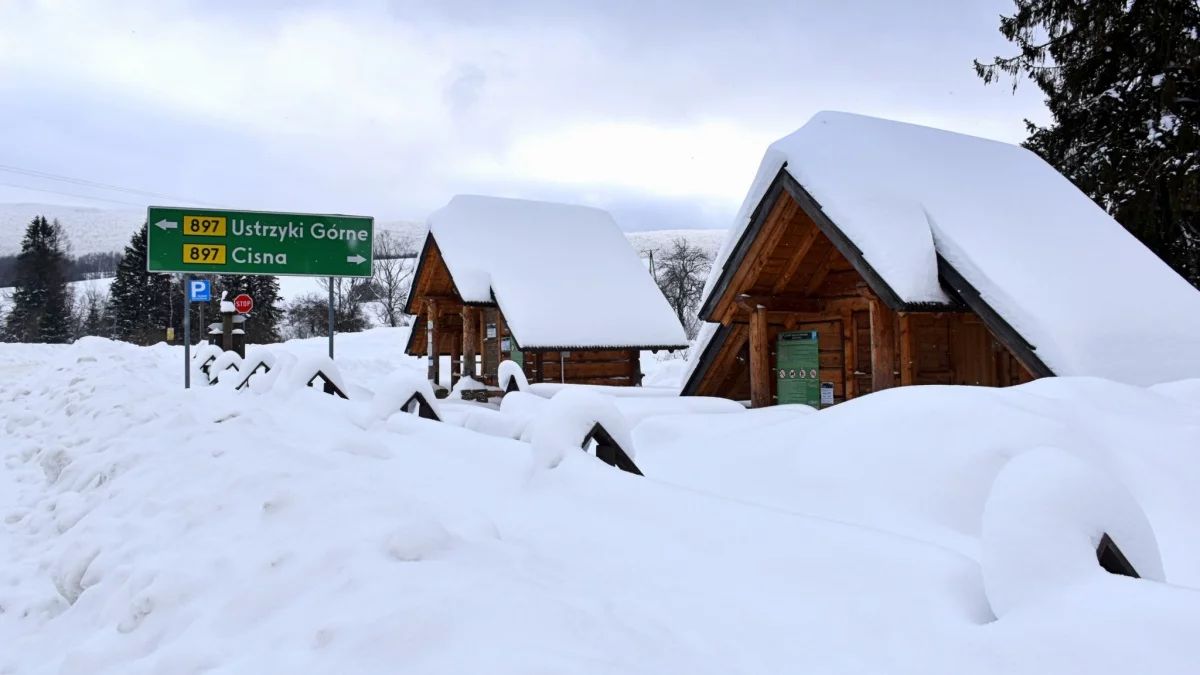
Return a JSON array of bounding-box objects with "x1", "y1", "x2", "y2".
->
[
  {"x1": 981, "y1": 447, "x2": 1166, "y2": 619},
  {"x1": 207, "y1": 351, "x2": 243, "y2": 386},
  {"x1": 235, "y1": 348, "x2": 278, "y2": 391},
  {"x1": 498, "y1": 391, "x2": 549, "y2": 442},
  {"x1": 498, "y1": 360, "x2": 527, "y2": 393},
  {"x1": 280, "y1": 355, "x2": 350, "y2": 399},
  {"x1": 528, "y1": 388, "x2": 635, "y2": 471},
  {"x1": 371, "y1": 370, "x2": 441, "y2": 421}
]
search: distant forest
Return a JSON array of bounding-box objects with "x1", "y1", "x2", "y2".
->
[{"x1": 0, "y1": 251, "x2": 120, "y2": 287}]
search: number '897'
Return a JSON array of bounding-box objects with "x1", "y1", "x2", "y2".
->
[
  {"x1": 184, "y1": 216, "x2": 227, "y2": 236},
  {"x1": 182, "y1": 244, "x2": 226, "y2": 265}
]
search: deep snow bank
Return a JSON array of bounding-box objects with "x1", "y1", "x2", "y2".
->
[{"x1": 2, "y1": 337, "x2": 1199, "y2": 674}]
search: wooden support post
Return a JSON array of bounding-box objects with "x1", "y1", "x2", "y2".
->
[
  {"x1": 749, "y1": 305, "x2": 771, "y2": 408},
  {"x1": 535, "y1": 351, "x2": 545, "y2": 384},
  {"x1": 462, "y1": 306, "x2": 478, "y2": 381},
  {"x1": 898, "y1": 313, "x2": 916, "y2": 386},
  {"x1": 868, "y1": 296, "x2": 896, "y2": 393},
  {"x1": 450, "y1": 333, "x2": 461, "y2": 388},
  {"x1": 221, "y1": 311, "x2": 234, "y2": 353},
  {"x1": 841, "y1": 309, "x2": 856, "y2": 401},
  {"x1": 426, "y1": 300, "x2": 439, "y2": 385}
]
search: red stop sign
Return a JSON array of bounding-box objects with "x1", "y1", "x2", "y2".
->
[{"x1": 233, "y1": 294, "x2": 253, "y2": 314}]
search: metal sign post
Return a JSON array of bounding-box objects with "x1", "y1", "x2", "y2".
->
[
  {"x1": 185, "y1": 279, "x2": 212, "y2": 389},
  {"x1": 328, "y1": 277, "x2": 335, "y2": 359},
  {"x1": 184, "y1": 285, "x2": 190, "y2": 389}
]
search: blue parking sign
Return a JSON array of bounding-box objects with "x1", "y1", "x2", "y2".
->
[{"x1": 187, "y1": 279, "x2": 211, "y2": 303}]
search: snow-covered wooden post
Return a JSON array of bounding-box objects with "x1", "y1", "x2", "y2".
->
[
  {"x1": 748, "y1": 304, "x2": 771, "y2": 408},
  {"x1": 219, "y1": 293, "x2": 236, "y2": 354},
  {"x1": 462, "y1": 305, "x2": 478, "y2": 381},
  {"x1": 426, "y1": 298, "x2": 439, "y2": 384},
  {"x1": 867, "y1": 293, "x2": 896, "y2": 393},
  {"x1": 450, "y1": 329, "x2": 461, "y2": 388}
]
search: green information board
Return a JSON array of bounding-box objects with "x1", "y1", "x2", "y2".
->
[
  {"x1": 146, "y1": 206, "x2": 374, "y2": 277},
  {"x1": 776, "y1": 330, "x2": 821, "y2": 408},
  {"x1": 502, "y1": 338, "x2": 524, "y2": 367}
]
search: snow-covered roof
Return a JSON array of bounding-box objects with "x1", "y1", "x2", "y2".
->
[
  {"x1": 425, "y1": 194, "x2": 688, "y2": 350},
  {"x1": 696, "y1": 111, "x2": 1200, "y2": 387}
]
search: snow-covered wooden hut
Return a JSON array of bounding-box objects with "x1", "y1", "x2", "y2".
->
[
  {"x1": 683, "y1": 111, "x2": 1200, "y2": 408},
  {"x1": 404, "y1": 195, "x2": 689, "y2": 388}
]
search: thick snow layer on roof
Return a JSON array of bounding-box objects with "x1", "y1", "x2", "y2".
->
[
  {"x1": 700, "y1": 111, "x2": 1200, "y2": 385},
  {"x1": 427, "y1": 194, "x2": 688, "y2": 349}
]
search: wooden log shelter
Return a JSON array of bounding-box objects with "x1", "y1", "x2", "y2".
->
[
  {"x1": 677, "y1": 112, "x2": 1134, "y2": 408},
  {"x1": 404, "y1": 195, "x2": 689, "y2": 389}
]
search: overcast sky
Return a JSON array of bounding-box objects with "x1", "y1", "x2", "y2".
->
[{"x1": 0, "y1": 0, "x2": 1048, "y2": 231}]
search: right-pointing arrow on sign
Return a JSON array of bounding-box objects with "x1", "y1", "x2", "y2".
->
[
  {"x1": 347, "y1": 255, "x2": 366, "y2": 264},
  {"x1": 155, "y1": 219, "x2": 179, "y2": 231}
]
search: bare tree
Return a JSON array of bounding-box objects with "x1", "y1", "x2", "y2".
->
[
  {"x1": 316, "y1": 276, "x2": 371, "y2": 334},
  {"x1": 369, "y1": 231, "x2": 418, "y2": 327},
  {"x1": 74, "y1": 280, "x2": 111, "y2": 338},
  {"x1": 654, "y1": 237, "x2": 713, "y2": 339}
]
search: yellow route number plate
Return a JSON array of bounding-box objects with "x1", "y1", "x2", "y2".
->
[
  {"x1": 184, "y1": 215, "x2": 227, "y2": 236},
  {"x1": 183, "y1": 243, "x2": 226, "y2": 265}
]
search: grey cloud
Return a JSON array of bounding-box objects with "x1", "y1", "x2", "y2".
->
[{"x1": 441, "y1": 63, "x2": 488, "y2": 118}]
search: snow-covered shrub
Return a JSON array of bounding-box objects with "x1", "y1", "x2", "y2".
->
[
  {"x1": 247, "y1": 351, "x2": 297, "y2": 394},
  {"x1": 207, "y1": 351, "x2": 244, "y2": 386},
  {"x1": 528, "y1": 388, "x2": 636, "y2": 472},
  {"x1": 280, "y1": 355, "x2": 350, "y2": 399},
  {"x1": 190, "y1": 344, "x2": 224, "y2": 382},
  {"x1": 981, "y1": 447, "x2": 1166, "y2": 619},
  {"x1": 235, "y1": 348, "x2": 278, "y2": 391},
  {"x1": 455, "y1": 407, "x2": 526, "y2": 440},
  {"x1": 498, "y1": 360, "x2": 527, "y2": 393},
  {"x1": 371, "y1": 370, "x2": 441, "y2": 421},
  {"x1": 498, "y1": 391, "x2": 549, "y2": 442}
]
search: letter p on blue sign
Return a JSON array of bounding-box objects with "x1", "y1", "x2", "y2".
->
[{"x1": 188, "y1": 279, "x2": 211, "y2": 303}]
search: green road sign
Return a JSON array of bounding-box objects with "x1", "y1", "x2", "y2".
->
[
  {"x1": 776, "y1": 330, "x2": 821, "y2": 408},
  {"x1": 146, "y1": 206, "x2": 374, "y2": 277}
]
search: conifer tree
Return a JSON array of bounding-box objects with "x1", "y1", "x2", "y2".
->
[
  {"x1": 976, "y1": 0, "x2": 1200, "y2": 286},
  {"x1": 3, "y1": 216, "x2": 72, "y2": 343},
  {"x1": 109, "y1": 223, "x2": 176, "y2": 344}
]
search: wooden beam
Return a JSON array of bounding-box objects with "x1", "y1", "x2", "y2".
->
[
  {"x1": 699, "y1": 324, "x2": 747, "y2": 397},
  {"x1": 869, "y1": 296, "x2": 896, "y2": 393},
  {"x1": 803, "y1": 245, "x2": 839, "y2": 296},
  {"x1": 771, "y1": 220, "x2": 824, "y2": 294},
  {"x1": 535, "y1": 351, "x2": 545, "y2": 384},
  {"x1": 899, "y1": 312, "x2": 916, "y2": 386},
  {"x1": 426, "y1": 299, "x2": 439, "y2": 384},
  {"x1": 450, "y1": 331, "x2": 461, "y2": 387},
  {"x1": 494, "y1": 311, "x2": 506, "y2": 386},
  {"x1": 749, "y1": 306, "x2": 771, "y2": 408},
  {"x1": 842, "y1": 309, "x2": 856, "y2": 400},
  {"x1": 715, "y1": 194, "x2": 799, "y2": 324},
  {"x1": 462, "y1": 306, "x2": 478, "y2": 380},
  {"x1": 736, "y1": 294, "x2": 823, "y2": 314}
]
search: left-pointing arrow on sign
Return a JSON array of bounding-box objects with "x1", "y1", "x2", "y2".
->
[
  {"x1": 347, "y1": 255, "x2": 366, "y2": 264},
  {"x1": 155, "y1": 219, "x2": 179, "y2": 231}
]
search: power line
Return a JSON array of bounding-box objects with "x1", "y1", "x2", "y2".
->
[
  {"x1": 0, "y1": 181, "x2": 148, "y2": 207},
  {"x1": 0, "y1": 163, "x2": 222, "y2": 207}
]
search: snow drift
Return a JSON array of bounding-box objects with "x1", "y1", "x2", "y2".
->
[{"x1": 2, "y1": 331, "x2": 1200, "y2": 674}]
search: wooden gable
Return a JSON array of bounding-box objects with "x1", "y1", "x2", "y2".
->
[{"x1": 686, "y1": 182, "x2": 1037, "y2": 406}]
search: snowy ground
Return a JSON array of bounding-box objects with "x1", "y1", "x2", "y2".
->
[{"x1": 2, "y1": 328, "x2": 1199, "y2": 674}]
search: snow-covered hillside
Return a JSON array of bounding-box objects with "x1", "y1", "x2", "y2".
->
[
  {"x1": 2, "y1": 330, "x2": 1199, "y2": 673},
  {"x1": 0, "y1": 203, "x2": 726, "y2": 259}
]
